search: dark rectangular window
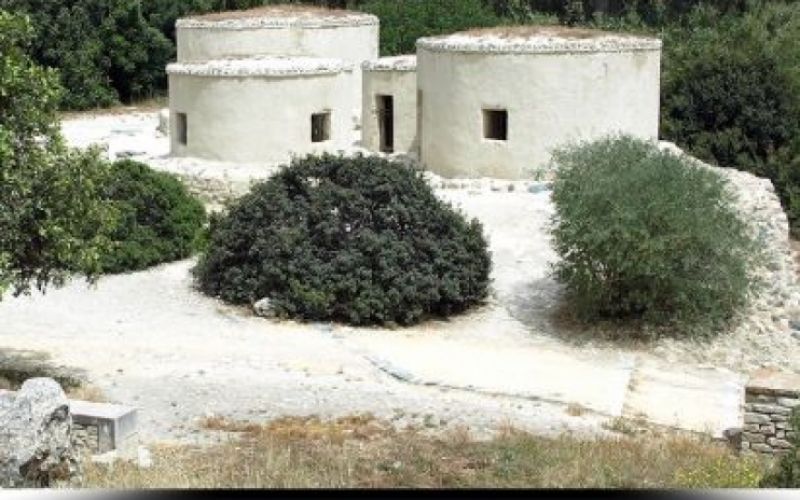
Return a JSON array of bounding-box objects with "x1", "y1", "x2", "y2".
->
[
  {"x1": 176, "y1": 112, "x2": 188, "y2": 145},
  {"x1": 311, "y1": 111, "x2": 331, "y2": 143},
  {"x1": 377, "y1": 94, "x2": 394, "y2": 153},
  {"x1": 483, "y1": 109, "x2": 508, "y2": 141}
]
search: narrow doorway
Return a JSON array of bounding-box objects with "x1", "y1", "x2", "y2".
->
[{"x1": 377, "y1": 94, "x2": 394, "y2": 153}]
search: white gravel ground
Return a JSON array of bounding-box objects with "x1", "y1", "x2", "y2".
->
[{"x1": 1, "y1": 109, "x2": 796, "y2": 446}]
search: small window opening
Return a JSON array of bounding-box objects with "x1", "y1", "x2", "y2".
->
[
  {"x1": 483, "y1": 109, "x2": 508, "y2": 141},
  {"x1": 311, "y1": 111, "x2": 331, "y2": 143},
  {"x1": 377, "y1": 94, "x2": 394, "y2": 153},
  {"x1": 176, "y1": 112, "x2": 188, "y2": 145}
]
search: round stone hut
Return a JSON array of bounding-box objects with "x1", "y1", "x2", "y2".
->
[
  {"x1": 167, "y1": 56, "x2": 354, "y2": 163},
  {"x1": 416, "y1": 27, "x2": 662, "y2": 179},
  {"x1": 361, "y1": 55, "x2": 418, "y2": 156},
  {"x1": 168, "y1": 6, "x2": 379, "y2": 163}
]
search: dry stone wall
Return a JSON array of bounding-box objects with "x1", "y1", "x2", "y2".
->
[{"x1": 742, "y1": 370, "x2": 800, "y2": 456}]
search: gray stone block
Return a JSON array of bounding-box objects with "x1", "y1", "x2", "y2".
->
[
  {"x1": 745, "y1": 413, "x2": 771, "y2": 424},
  {"x1": 768, "y1": 437, "x2": 793, "y2": 449},
  {"x1": 778, "y1": 398, "x2": 800, "y2": 408},
  {"x1": 771, "y1": 414, "x2": 790, "y2": 422},
  {"x1": 760, "y1": 424, "x2": 776, "y2": 435},
  {"x1": 69, "y1": 400, "x2": 137, "y2": 454},
  {"x1": 751, "y1": 404, "x2": 791, "y2": 415},
  {"x1": 751, "y1": 443, "x2": 774, "y2": 454},
  {"x1": 747, "y1": 394, "x2": 777, "y2": 404},
  {"x1": 743, "y1": 432, "x2": 766, "y2": 444}
]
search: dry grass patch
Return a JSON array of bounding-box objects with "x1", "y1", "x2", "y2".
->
[
  {"x1": 83, "y1": 416, "x2": 768, "y2": 489},
  {"x1": 66, "y1": 384, "x2": 107, "y2": 403},
  {"x1": 187, "y1": 5, "x2": 354, "y2": 21}
]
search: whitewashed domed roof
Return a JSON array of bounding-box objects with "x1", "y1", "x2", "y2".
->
[
  {"x1": 418, "y1": 26, "x2": 661, "y2": 54},
  {"x1": 177, "y1": 5, "x2": 378, "y2": 30}
]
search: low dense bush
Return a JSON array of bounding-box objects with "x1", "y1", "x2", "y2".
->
[
  {"x1": 760, "y1": 408, "x2": 800, "y2": 488},
  {"x1": 549, "y1": 136, "x2": 759, "y2": 336},
  {"x1": 194, "y1": 154, "x2": 491, "y2": 326},
  {"x1": 99, "y1": 160, "x2": 206, "y2": 274}
]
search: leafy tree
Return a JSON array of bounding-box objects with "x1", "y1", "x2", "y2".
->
[
  {"x1": 360, "y1": 0, "x2": 500, "y2": 55},
  {"x1": 0, "y1": 10, "x2": 112, "y2": 297},
  {"x1": 660, "y1": 3, "x2": 800, "y2": 234},
  {"x1": 0, "y1": 0, "x2": 175, "y2": 109}
]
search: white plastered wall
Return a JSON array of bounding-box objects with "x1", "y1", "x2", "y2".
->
[
  {"x1": 176, "y1": 23, "x2": 379, "y2": 129},
  {"x1": 169, "y1": 71, "x2": 354, "y2": 164},
  {"x1": 361, "y1": 69, "x2": 418, "y2": 155},
  {"x1": 417, "y1": 47, "x2": 661, "y2": 179}
]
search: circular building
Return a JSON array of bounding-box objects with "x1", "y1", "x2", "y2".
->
[
  {"x1": 416, "y1": 27, "x2": 662, "y2": 179},
  {"x1": 361, "y1": 55, "x2": 418, "y2": 156},
  {"x1": 176, "y1": 6, "x2": 379, "y2": 64},
  {"x1": 167, "y1": 56, "x2": 354, "y2": 164}
]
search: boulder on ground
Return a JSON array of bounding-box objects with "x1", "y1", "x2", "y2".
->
[
  {"x1": 0, "y1": 378, "x2": 80, "y2": 488},
  {"x1": 253, "y1": 297, "x2": 276, "y2": 319}
]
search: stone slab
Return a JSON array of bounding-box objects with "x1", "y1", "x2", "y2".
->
[
  {"x1": 748, "y1": 369, "x2": 800, "y2": 397},
  {"x1": 350, "y1": 335, "x2": 636, "y2": 416},
  {"x1": 69, "y1": 400, "x2": 138, "y2": 454},
  {"x1": 622, "y1": 360, "x2": 744, "y2": 438}
]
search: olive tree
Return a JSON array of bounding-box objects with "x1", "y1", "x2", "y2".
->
[{"x1": 0, "y1": 10, "x2": 112, "y2": 297}]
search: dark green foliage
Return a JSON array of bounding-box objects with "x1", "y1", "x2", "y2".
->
[
  {"x1": 0, "y1": 0, "x2": 175, "y2": 109},
  {"x1": 0, "y1": 10, "x2": 113, "y2": 296},
  {"x1": 550, "y1": 136, "x2": 758, "y2": 336},
  {"x1": 659, "y1": 2, "x2": 800, "y2": 235},
  {"x1": 760, "y1": 408, "x2": 800, "y2": 487},
  {"x1": 99, "y1": 160, "x2": 206, "y2": 274},
  {"x1": 195, "y1": 154, "x2": 491, "y2": 326},
  {"x1": 359, "y1": 0, "x2": 500, "y2": 55}
]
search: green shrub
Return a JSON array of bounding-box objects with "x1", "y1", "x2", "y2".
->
[
  {"x1": 760, "y1": 408, "x2": 800, "y2": 488},
  {"x1": 194, "y1": 154, "x2": 491, "y2": 326},
  {"x1": 360, "y1": 0, "x2": 500, "y2": 55},
  {"x1": 99, "y1": 160, "x2": 206, "y2": 274},
  {"x1": 549, "y1": 136, "x2": 759, "y2": 336}
]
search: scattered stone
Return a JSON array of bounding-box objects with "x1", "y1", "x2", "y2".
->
[
  {"x1": 115, "y1": 150, "x2": 147, "y2": 159},
  {"x1": 253, "y1": 298, "x2": 277, "y2": 318},
  {"x1": 137, "y1": 446, "x2": 153, "y2": 469},
  {"x1": 0, "y1": 378, "x2": 80, "y2": 488},
  {"x1": 527, "y1": 183, "x2": 551, "y2": 194},
  {"x1": 722, "y1": 428, "x2": 742, "y2": 450}
]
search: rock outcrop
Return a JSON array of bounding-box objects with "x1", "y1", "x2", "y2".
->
[{"x1": 0, "y1": 378, "x2": 80, "y2": 488}]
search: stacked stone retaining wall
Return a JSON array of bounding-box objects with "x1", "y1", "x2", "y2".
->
[{"x1": 742, "y1": 370, "x2": 800, "y2": 456}]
